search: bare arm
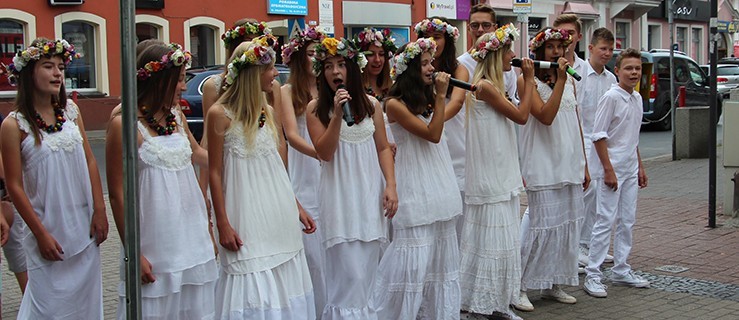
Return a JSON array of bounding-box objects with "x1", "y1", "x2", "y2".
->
[
  {"x1": 371, "y1": 100, "x2": 398, "y2": 218},
  {"x1": 307, "y1": 97, "x2": 344, "y2": 162},
  {"x1": 530, "y1": 57, "x2": 570, "y2": 125},
  {"x1": 74, "y1": 107, "x2": 109, "y2": 245},
  {"x1": 280, "y1": 84, "x2": 318, "y2": 159},
  {"x1": 105, "y1": 115, "x2": 127, "y2": 241},
  {"x1": 179, "y1": 110, "x2": 208, "y2": 167},
  {"x1": 443, "y1": 65, "x2": 469, "y2": 121}
]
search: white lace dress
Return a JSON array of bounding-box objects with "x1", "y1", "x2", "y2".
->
[
  {"x1": 518, "y1": 78, "x2": 585, "y2": 290},
  {"x1": 11, "y1": 102, "x2": 103, "y2": 319},
  {"x1": 370, "y1": 115, "x2": 462, "y2": 319},
  {"x1": 116, "y1": 109, "x2": 218, "y2": 319},
  {"x1": 459, "y1": 92, "x2": 524, "y2": 315},
  {"x1": 214, "y1": 108, "x2": 315, "y2": 320}
]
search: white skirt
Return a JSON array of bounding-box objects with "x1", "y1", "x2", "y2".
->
[
  {"x1": 302, "y1": 218, "x2": 327, "y2": 318},
  {"x1": 370, "y1": 219, "x2": 460, "y2": 319},
  {"x1": 520, "y1": 185, "x2": 583, "y2": 290},
  {"x1": 322, "y1": 241, "x2": 381, "y2": 320},
  {"x1": 215, "y1": 250, "x2": 315, "y2": 320},
  {"x1": 459, "y1": 196, "x2": 521, "y2": 315}
]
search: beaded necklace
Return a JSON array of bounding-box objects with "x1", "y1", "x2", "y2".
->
[
  {"x1": 34, "y1": 103, "x2": 66, "y2": 134},
  {"x1": 258, "y1": 108, "x2": 266, "y2": 128},
  {"x1": 541, "y1": 72, "x2": 556, "y2": 89},
  {"x1": 141, "y1": 106, "x2": 177, "y2": 136},
  {"x1": 420, "y1": 104, "x2": 434, "y2": 118},
  {"x1": 365, "y1": 85, "x2": 385, "y2": 102}
]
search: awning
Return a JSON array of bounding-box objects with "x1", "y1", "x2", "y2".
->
[
  {"x1": 610, "y1": 0, "x2": 661, "y2": 20},
  {"x1": 562, "y1": 1, "x2": 599, "y2": 17}
]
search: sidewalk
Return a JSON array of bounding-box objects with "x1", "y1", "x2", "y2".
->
[{"x1": 2, "y1": 152, "x2": 738, "y2": 319}]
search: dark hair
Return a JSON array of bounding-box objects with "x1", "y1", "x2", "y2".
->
[
  {"x1": 533, "y1": 29, "x2": 565, "y2": 82},
  {"x1": 361, "y1": 47, "x2": 393, "y2": 98},
  {"x1": 137, "y1": 39, "x2": 165, "y2": 56},
  {"x1": 388, "y1": 43, "x2": 434, "y2": 115},
  {"x1": 13, "y1": 37, "x2": 68, "y2": 145},
  {"x1": 615, "y1": 48, "x2": 641, "y2": 68},
  {"x1": 469, "y1": 4, "x2": 496, "y2": 23},
  {"x1": 590, "y1": 27, "x2": 615, "y2": 46},
  {"x1": 287, "y1": 41, "x2": 317, "y2": 116},
  {"x1": 417, "y1": 16, "x2": 458, "y2": 97},
  {"x1": 226, "y1": 18, "x2": 260, "y2": 58},
  {"x1": 314, "y1": 57, "x2": 374, "y2": 127},
  {"x1": 136, "y1": 44, "x2": 182, "y2": 117},
  {"x1": 553, "y1": 14, "x2": 582, "y2": 34}
]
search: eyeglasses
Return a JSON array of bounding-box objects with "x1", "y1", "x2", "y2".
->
[{"x1": 470, "y1": 22, "x2": 494, "y2": 31}]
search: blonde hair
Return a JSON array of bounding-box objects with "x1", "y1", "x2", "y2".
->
[
  {"x1": 216, "y1": 41, "x2": 278, "y2": 145},
  {"x1": 472, "y1": 34, "x2": 508, "y2": 96}
]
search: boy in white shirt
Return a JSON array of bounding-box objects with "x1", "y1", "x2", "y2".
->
[
  {"x1": 584, "y1": 48, "x2": 650, "y2": 298},
  {"x1": 553, "y1": 14, "x2": 588, "y2": 102}
]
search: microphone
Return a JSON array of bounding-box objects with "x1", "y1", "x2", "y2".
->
[
  {"x1": 336, "y1": 84, "x2": 354, "y2": 126},
  {"x1": 433, "y1": 72, "x2": 477, "y2": 91},
  {"x1": 511, "y1": 58, "x2": 582, "y2": 81}
]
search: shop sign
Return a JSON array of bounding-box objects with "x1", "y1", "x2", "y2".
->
[
  {"x1": 426, "y1": 0, "x2": 471, "y2": 20},
  {"x1": 267, "y1": 0, "x2": 307, "y2": 16}
]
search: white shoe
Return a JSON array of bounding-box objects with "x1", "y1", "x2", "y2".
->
[
  {"x1": 578, "y1": 246, "x2": 589, "y2": 267},
  {"x1": 610, "y1": 271, "x2": 650, "y2": 288},
  {"x1": 583, "y1": 278, "x2": 608, "y2": 298},
  {"x1": 578, "y1": 266, "x2": 586, "y2": 274},
  {"x1": 512, "y1": 291, "x2": 534, "y2": 312},
  {"x1": 604, "y1": 253, "x2": 614, "y2": 263},
  {"x1": 542, "y1": 285, "x2": 577, "y2": 304}
]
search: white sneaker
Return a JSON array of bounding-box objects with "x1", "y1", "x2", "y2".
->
[
  {"x1": 583, "y1": 278, "x2": 608, "y2": 298},
  {"x1": 542, "y1": 285, "x2": 577, "y2": 304},
  {"x1": 578, "y1": 246, "x2": 589, "y2": 267},
  {"x1": 512, "y1": 291, "x2": 534, "y2": 312},
  {"x1": 610, "y1": 271, "x2": 650, "y2": 288},
  {"x1": 604, "y1": 253, "x2": 614, "y2": 263}
]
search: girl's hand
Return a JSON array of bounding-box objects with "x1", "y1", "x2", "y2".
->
[
  {"x1": 37, "y1": 232, "x2": 64, "y2": 261},
  {"x1": 298, "y1": 206, "x2": 317, "y2": 234},
  {"x1": 521, "y1": 58, "x2": 535, "y2": 80},
  {"x1": 383, "y1": 185, "x2": 399, "y2": 218},
  {"x1": 333, "y1": 87, "x2": 351, "y2": 116},
  {"x1": 433, "y1": 72, "x2": 451, "y2": 97},
  {"x1": 90, "y1": 208, "x2": 109, "y2": 246},
  {"x1": 217, "y1": 223, "x2": 243, "y2": 252},
  {"x1": 556, "y1": 57, "x2": 569, "y2": 80},
  {"x1": 141, "y1": 255, "x2": 156, "y2": 284},
  {"x1": 583, "y1": 166, "x2": 591, "y2": 191}
]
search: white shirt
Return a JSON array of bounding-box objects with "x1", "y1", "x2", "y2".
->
[
  {"x1": 458, "y1": 52, "x2": 520, "y2": 106},
  {"x1": 573, "y1": 55, "x2": 588, "y2": 108},
  {"x1": 590, "y1": 84, "x2": 642, "y2": 180},
  {"x1": 580, "y1": 62, "x2": 618, "y2": 158}
]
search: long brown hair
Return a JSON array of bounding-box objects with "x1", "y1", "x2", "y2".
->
[
  {"x1": 287, "y1": 41, "x2": 317, "y2": 116},
  {"x1": 361, "y1": 46, "x2": 393, "y2": 97},
  {"x1": 136, "y1": 44, "x2": 183, "y2": 118},
  {"x1": 314, "y1": 57, "x2": 374, "y2": 127},
  {"x1": 387, "y1": 43, "x2": 433, "y2": 115}
]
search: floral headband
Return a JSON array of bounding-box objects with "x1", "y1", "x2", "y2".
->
[
  {"x1": 390, "y1": 38, "x2": 436, "y2": 80},
  {"x1": 221, "y1": 21, "x2": 272, "y2": 47},
  {"x1": 5, "y1": 39, "x2": 80, "y2": 84},
  {"x1": 471, "y1": 23, "x2": 520, "y2": 62},
  {"x1": 137, "y1": 43, "x2": 192, "y2": 81},
  {"x1": 312, "y1": 37, "x2": 368, "y2": 76},
  {"x1": 529, "y1": 27, "x2": 572, "y2": 52},
  {"x1": 414, "y1": 18, "x2": 460, "y2": 41},
  {"x1": 354, "y1": 27, "x2": 398, "y2": 54},
  {"x1": 281, "y1": 27, "x2": 326, "y2": 65},
  {"x1": 225, "y1": 36, "x2": 276, "y2": 87}
]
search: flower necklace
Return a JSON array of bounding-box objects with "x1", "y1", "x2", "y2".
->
[
  {"x1": 34, "y1": 103, "x2": 66, "y2": 134},
  {"x1": 141, "y1": 106, "x2": 177, "y2": 136},
  {"x1": 420, "y1": 104, "x2": 434, "y2": 118},
  {"x1": 258, "y1": 108, "x2": 266, "y2": 128},
  {"x1": 365, "y1": 85, "x2": 385, "y2": 101}
]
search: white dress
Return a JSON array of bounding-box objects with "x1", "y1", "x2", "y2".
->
[
  {"x1": 12, "y1": 102, "x2": 103, "y2": 319},
  {"x1": 288, "y1": 113, "x2": 326, "y2": 316},
  {"x1": 460, "y1": 92, "x2": 524, "y2": 315},
  {"x1": 117, "y1": 109, "x2": 218, "y2": 319},
  {"x1": 215, "y1": 108, "x2": 315, "y2": 319},
  {"x1": 518, "y1": 78, "x2": 585, "y2": 290},
  {"x1": 319, "y1": 117, "x2": 387, "y2": 319},
  {"x1": 370, "y1": 115, "x2": 462, "y2": 319}
]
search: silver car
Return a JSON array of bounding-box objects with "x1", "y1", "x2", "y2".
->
[{"x1": 700, "y1": 64, "x2": 739, "y2": 99}]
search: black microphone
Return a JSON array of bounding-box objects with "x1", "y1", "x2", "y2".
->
[
  {"x1": 432, "y1": 72, "x2": 477, "y2": 91},
  {"x1": 336, "y1": 84, "x2": 354, "y2": 126},
  {"x1": 511, "y1": 58, "x2": 582, "y2": 81}
]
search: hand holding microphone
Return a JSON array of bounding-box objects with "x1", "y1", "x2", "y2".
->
[
  {"x1": 335, "y1": 84, "x2": 354, "y2": 126},
  {"x1": 511, "y1": 58, "x2": 582, "y2": 81},
  {"x1": 432, "y1": 72, "x2": 477, "y2": 91},
  {"x1": 431, "y1": 71, "x2": 451, "y2": 96}
]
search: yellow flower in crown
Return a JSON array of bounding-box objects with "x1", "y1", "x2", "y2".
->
[{"x1": 323, "y1": 37, "x2": 340, "y2": 56}]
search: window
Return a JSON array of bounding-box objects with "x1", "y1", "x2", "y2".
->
[
  {"x1": 615, "y1": 22, "x2": 629, "y2": 49},
  {"x1": 717, "y1": 66, "x2": 739, "y2": 76},
  {"x1": 686, "y1": 60, "x2": 705, "y2": 86},
  {"x1": 691, "y1": 28, "x2": 702, "y2": 63},
  {"x1": 676, "y1": 27, "x2": 687, "y2": 52},
  {"x1": 62, "y1": 21, "x2": 96, "y2": 89},
  {"x1": 189, "y1": 25, "x2": 216, "y2": 68},
  {"x1": 136, "y1": 23, "x2": 158, "y2": 42},
  {"x1": 647, "y1": 25, "x2": 661, "y2": 50},
  {"x1": 0, "y1": 19, "x2": 24, "y2": 91}
]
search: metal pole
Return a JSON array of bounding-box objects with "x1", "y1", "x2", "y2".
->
[
  {"x1": 120, "y1": 0, "x2": 142, "y2": 318},
  {"x1": 669, "y1": 0, "x2": 676, "y2": 161},
  {"x1": 709, "y1": 0, "x2": 718, "y2": 228}
]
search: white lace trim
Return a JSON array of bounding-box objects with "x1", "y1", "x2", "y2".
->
[
  {"x1": 339, "y1": 117, "x2": 375, "y2": 143},
  {"x1": 536, "y1": 78, "x2": 577, "y2": 111},
  {"x1": 10, "y1": 105, "x2": 83, "y2": 152},
  {"x1": 223, "y1": 108, "x2": 278, "y2": 159},
  {"x1": 212, "y1": 74, "x2": 223, "y2": 92},
  {"x1": 137, "y1": 110, "x2": 193, "y2": 171}
]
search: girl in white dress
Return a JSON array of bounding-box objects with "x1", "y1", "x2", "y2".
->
[
  {"x1": 369, "y1": 38, "x2": 463, "y2": 319},
  {"x1": 208, "y1": 37, "x2": 317, "y2": 319},
  {"x1": 306, "y1": 37, "x2": 398, "y2": 320},
  {"x1": 1, "y1": 37, "x2": 108, "y2": 319},
  {"x1": 107, "y1": 42, "x2": 218, "y2": 319},
  {"x1": 459, "y1": 25, "x2": 534, "y2": 320},
  {"x1": 515, "y1": 27, "x2": 590, "y2": 311},
  {"x1": 279, "y1": 26, "x2": 328, "y2": 317}
]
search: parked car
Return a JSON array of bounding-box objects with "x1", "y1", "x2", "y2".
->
[
  {"x1": 607, "y1": 49, "x2": 722, "y2": 130},
  {"x1": 181, "y1": 64, "x2": 290, "y2": 141},
  {"x1": 699, "y1": 64, "x2": 739, "y2": 100}
]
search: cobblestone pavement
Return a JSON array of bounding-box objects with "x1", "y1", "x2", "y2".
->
[{"x1": 3, "y1": 151, "x2": 738, "y2": 319}]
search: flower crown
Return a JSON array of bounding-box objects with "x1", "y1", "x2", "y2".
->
[
  {"x1": 281, "y1": 27, "x2": 326, "y2": 65},
  {"x1": 353, "y1": 27, "x2": 398, "y2": 54},
  {"x1": 5, "y1": 39, "x2": 80, "y2": 84},
  {"x1": 471, "y1": 23, "x2": 520, "y2": 62},
  {"x1": 137, "y1": 43, "x2": 192, "y2": 81},
  {"x1": 312, "y1": 37, "x2": 368, "y2": 76},
  {"x1": 225, "y1": 36, "x2": 277, "y2": 87},
  {"x1": 222, "y1": 21, "x2": 272, "y2": 47},
  {"x1": 529, "y1": 27, "x2": 572, "y2": 52},
  {"x1": 390, "y1": 38, "x2": 437, "y2": 80},
  {"x1": 414, "y1": 18, "x2": 460, "y2": 41}
]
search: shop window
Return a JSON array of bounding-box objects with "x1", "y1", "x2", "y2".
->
[
  {"x1": 676, "y1": 27, "x2": 687, "y2": 53},
  {"x1": 0, "y1": 19, "x2": 24, "y2": 92},
  {"x1": 647, "y1": 25, "x2": 661, "y2": 50},
  {"x1": 615, "y1": 22, "x2": 629, "y2": 49},
  {"x1": 62, "y1": 21, "x2": 96, "y2": 89},
  {"x1": 136, "y1": 23, "x2": 158, "y2": 42},
  {"x1": 189, "y1": 25, "x2": 216, "y2": 68},
  {"x1": 691, "y1": 28, "x2": 702, "y2": 63}
]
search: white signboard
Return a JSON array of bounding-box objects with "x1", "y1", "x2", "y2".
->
[
  {"x1": 319, "y1": 0, "x2": 334, "y2": 34},
  {"x1": 426, "y1": 0, "x2": 456, "y2": 20},
  {"x1": 513, "y1": 0, "x2": 532, "y2": 14}
]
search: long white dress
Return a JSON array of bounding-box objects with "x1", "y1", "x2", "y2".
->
[
  {"x1": 319, "y1": 117, "x2": 387, "y2": 320},
  {"x1": 12, "y1": 102, "x2": 103, "y2": 319},
  {"x1": 215, "y1": 108, "x2": 315, "y2": 319},
  {"x1": 117, "y1": 109, "x2": 219, "y2": 319},
  {"x1": 288, "y1": 113, "x2": 326, "y2": 317},
  {"x1": 370, "y1": 115, "x2": 462, "y2": 319},
  {"x1": 518, "y1": 78, "x2": 585, "y2": 290},
  {"x1": 460, "y1": 90, "x2": 524, "y2": 315}
]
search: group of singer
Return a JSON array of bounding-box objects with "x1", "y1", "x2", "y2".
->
[{"x1": 0, "y1": 3, "x2": 650, "y2": 320}]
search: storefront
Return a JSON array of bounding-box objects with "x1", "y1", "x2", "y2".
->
[{"x1": 647, "y1": 0, "x2": 710, "y2": 64}]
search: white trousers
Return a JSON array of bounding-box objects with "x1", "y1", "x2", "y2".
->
[
  {"x1": 322, "y1": 240, "x2": 381, "y2": 320},
  {"x1": 579, "y1": 179, "x2": 599, "y2": 247},
  {"x1": 586, "y1": 176, "x2": 638, "y2": 281}
]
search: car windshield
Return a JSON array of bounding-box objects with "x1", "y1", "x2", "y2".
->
[{"x1": 717, "y1": 66, "x2": 739, "y2": 75}]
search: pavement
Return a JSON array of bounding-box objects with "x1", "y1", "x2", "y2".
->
[{"x1": 2, "y1": 144, "x2": 738, "y2": 319}]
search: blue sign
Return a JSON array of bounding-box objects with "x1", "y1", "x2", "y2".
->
[
  {"x1": 287, "y1": 18, "x2": 306, "y2": 38},
  {"x1": 268, "y1": 0, "x2": 308, "y2": 16}
]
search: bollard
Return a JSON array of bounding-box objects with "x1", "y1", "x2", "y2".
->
[
  {"x1": 678, "y1": 86, "x2": 686, "y2": 107},
  {"x1": 71, "y1": 90, "x2": 78, "y2": 104}
]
